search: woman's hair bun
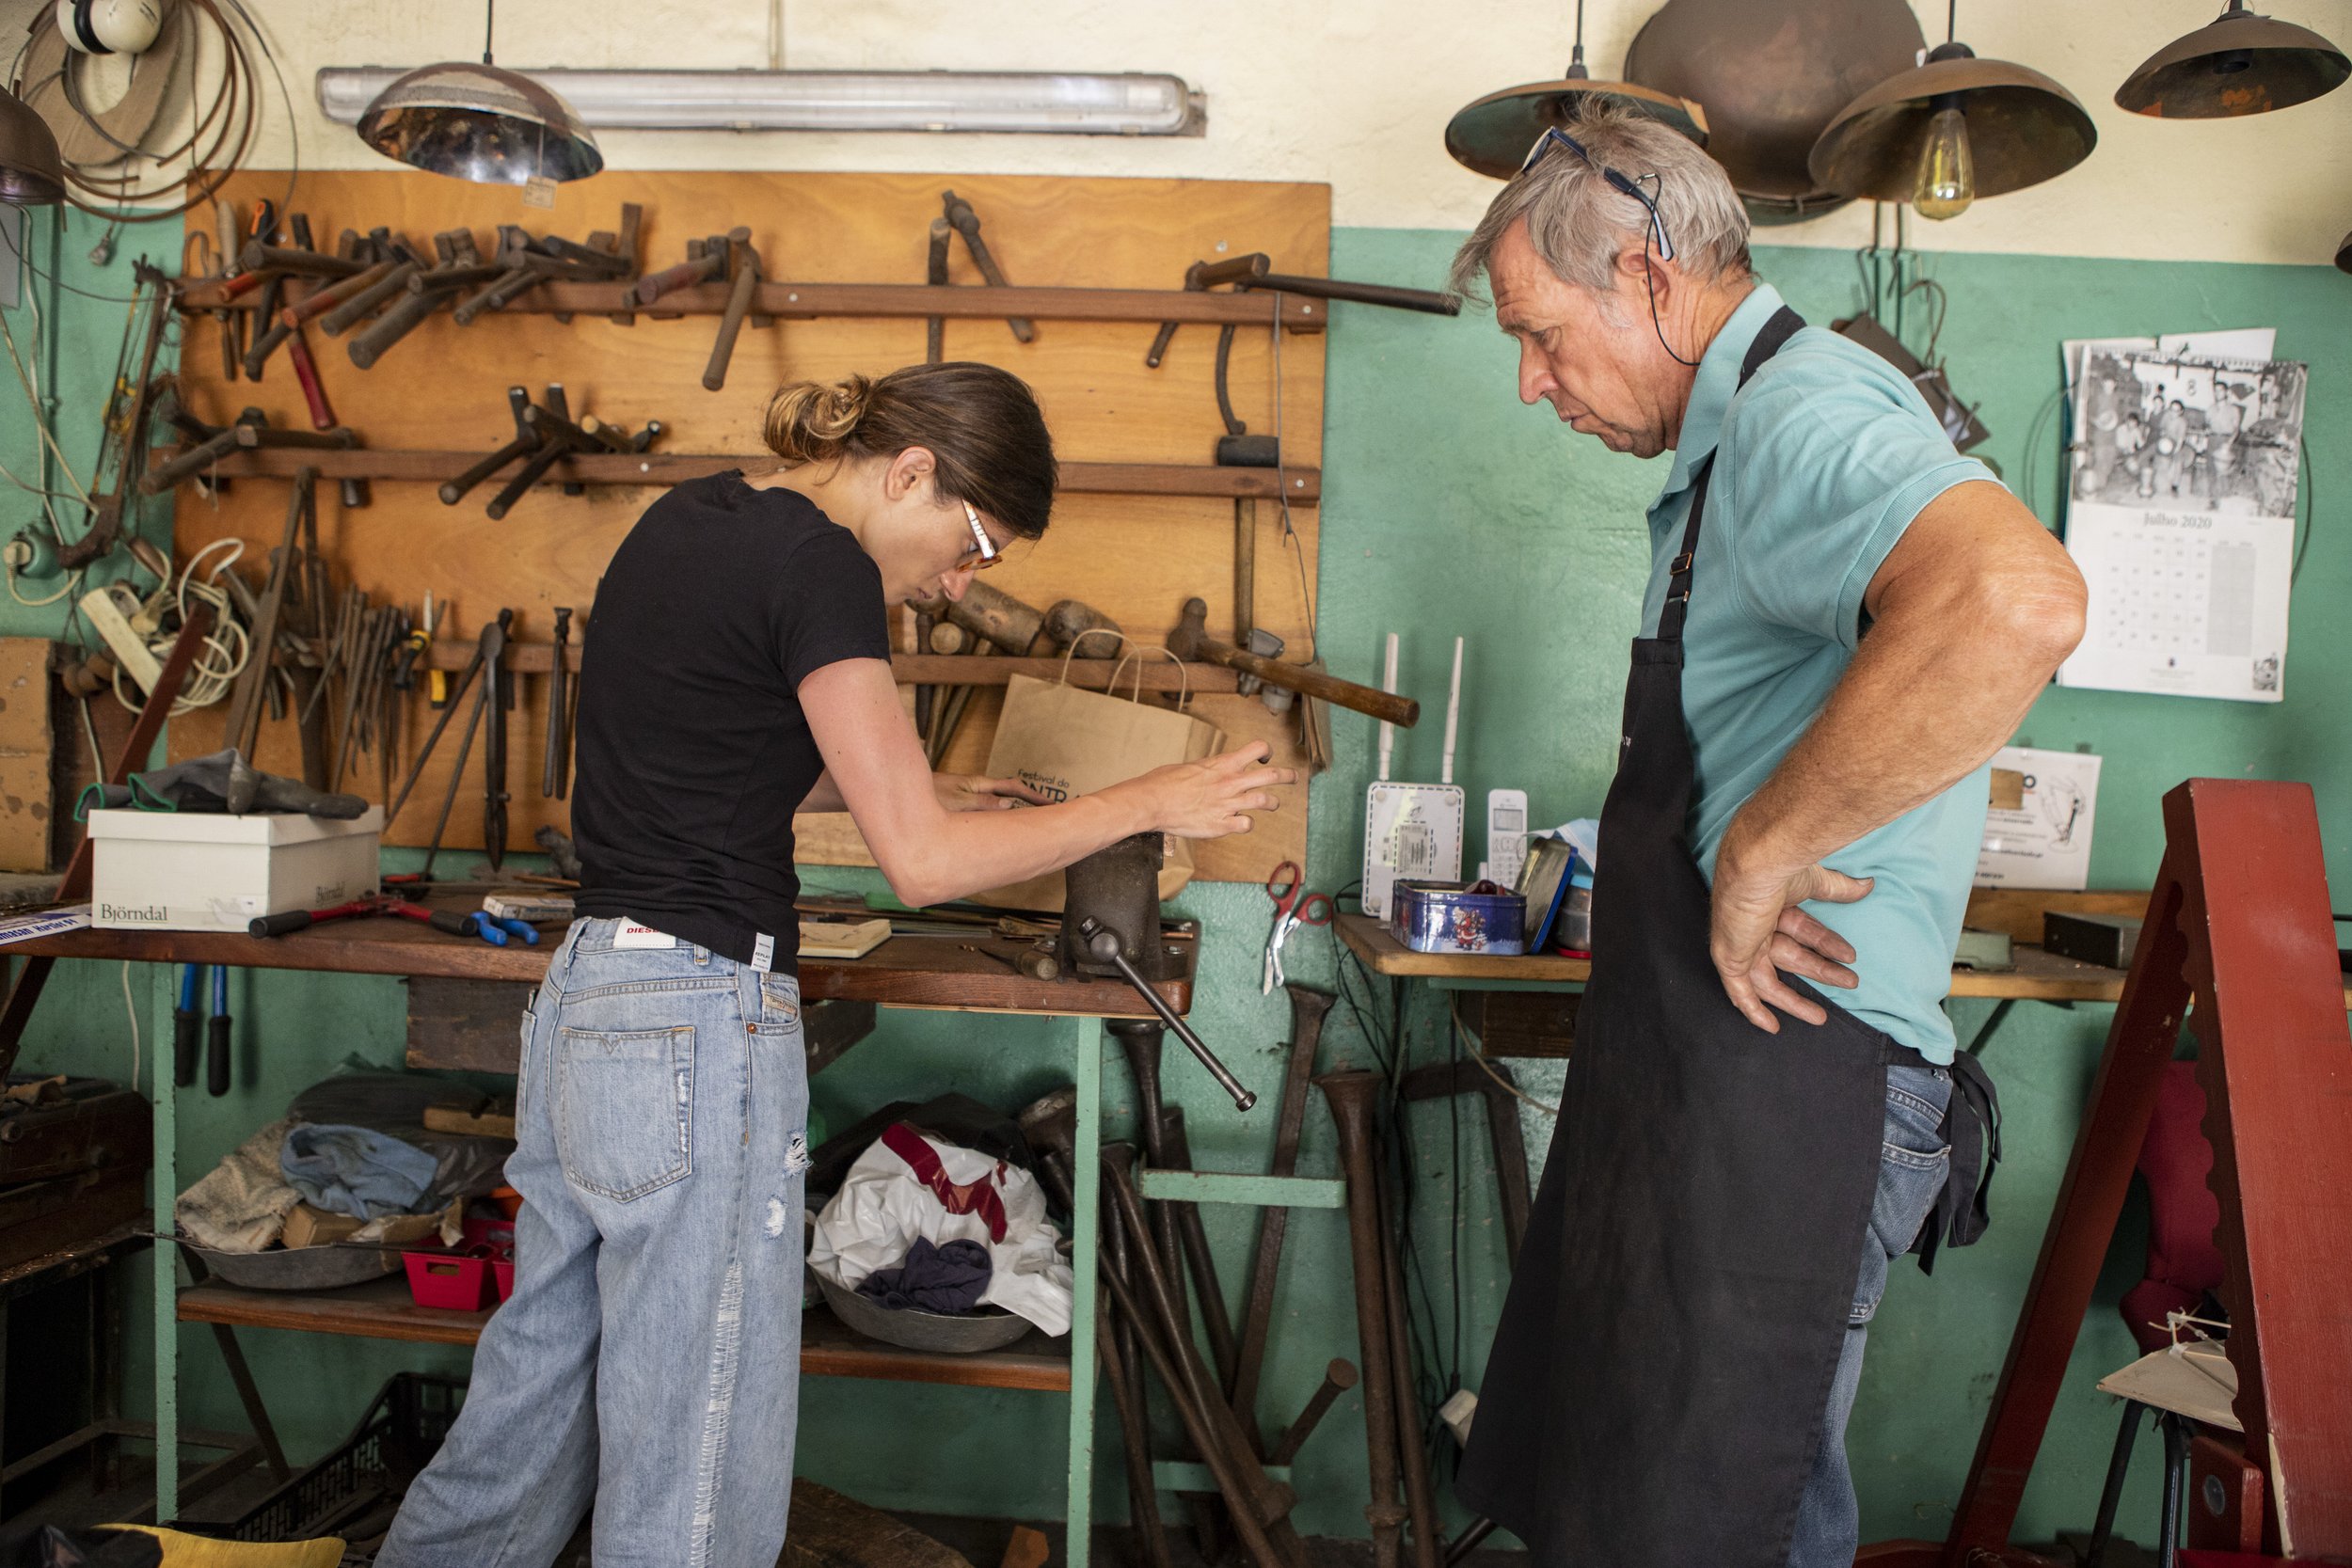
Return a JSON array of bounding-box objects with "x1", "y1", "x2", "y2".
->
[{"x1": 762, "y1": 374, "x2": 875, "y2": 462}]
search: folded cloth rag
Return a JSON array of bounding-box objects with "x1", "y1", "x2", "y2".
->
[
  {"x1": 78, "y1": 748, "x2": 368, "y2": 818},
  {"x1": 854, "y1": 1237, "x2": 993, "y2": 1315},
  {"x1": 176, "y1": 1118, "x2": 302, "y2": 1254},
  {"x1": 279, "y1": 1123, "x2": 441, "y2": 1220}
]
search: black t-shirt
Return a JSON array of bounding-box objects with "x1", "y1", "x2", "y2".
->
[{"x1": 572, "y1": 472, "x2": 891, "y2": 968}]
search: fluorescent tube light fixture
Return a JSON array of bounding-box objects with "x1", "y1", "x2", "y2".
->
[{"x1": 319, "y1": 69, "x2": 1205, "y2": 137}]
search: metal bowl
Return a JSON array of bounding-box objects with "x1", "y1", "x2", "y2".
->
[
  {"x1": 815, "y1": 1271, "x2": 1033, "y2": 1354},
  {"x1": 181, "y1": 1238, "x2": 405, "y2": 1291}
]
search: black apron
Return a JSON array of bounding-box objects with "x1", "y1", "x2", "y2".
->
[{"x1": 1456, "y1": 307, "x2": 1997, "y2": 1568}]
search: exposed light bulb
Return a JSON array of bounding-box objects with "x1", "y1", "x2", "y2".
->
[{"x1": 1913, "y1": 104, "x2": 1975, "y2": 220}]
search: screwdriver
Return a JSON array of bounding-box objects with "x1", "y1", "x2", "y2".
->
[
  {"x1": 206, "y1": 965, "x2": 231, "y2": 1097},
  {"x1": 172, "y1": 964, "x2": 201, "y2": 1087}
]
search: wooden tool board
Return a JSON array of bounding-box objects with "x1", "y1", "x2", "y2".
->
[{"x1": 168, "y1": 169, "x2": 1329, "y2": 886}]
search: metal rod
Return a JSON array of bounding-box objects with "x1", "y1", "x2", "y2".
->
[
  {"x1": 1377, "y1": 1131, "x2": 1442, "y2": 1568},
  {"x1": 1267, "y1": 1358, "x2": 1359, "y2": 1467},
  {"x1": 1079, "y1": 918, "x2": 1256, "y2": 1111},
  {"x1": 1316, "y1": 1069, "x2": 1407, "y2": 1568},
  {"x1": 1232, "y1": 985, "x2": 1336, "y2": 1432},
  {"x1": 1099, "y1": 1151, "x2": 1292, "y2": 1568}
]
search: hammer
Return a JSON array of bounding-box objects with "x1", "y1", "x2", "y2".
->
[
  {"x1": 634, "y1": 232, "x2": 728, "y2": 307},
  {"x1": 1168, "y1": 598, "x2": 1420, "y2": 728},
  {"x1": 941, "y1": 190, "x2": 1033, "y2": 343},
  {"x1": 702, "y1": 229, "x2": 761, "y2": 392}
]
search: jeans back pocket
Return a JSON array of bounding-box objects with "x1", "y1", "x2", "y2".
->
[{"x1": 556, "y1": 1025, "x2": 694, "y2": 1200}]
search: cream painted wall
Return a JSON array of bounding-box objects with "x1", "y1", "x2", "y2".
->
[{"x1": 8, "y1": 0, "x2": 2349, "y2": 267}]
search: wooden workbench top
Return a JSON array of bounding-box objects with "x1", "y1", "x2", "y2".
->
[
  {"x1": 12, "y1": 917, "x2": 1193, "y2": 1018},
  {"x1": 1335, "y1": 911, "x2": 2352, "y2": 1007}
]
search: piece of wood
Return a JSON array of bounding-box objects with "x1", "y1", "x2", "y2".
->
[
  {"x1": 184, "y1": 276, "x2": 1328, "y2": 333},
  {"x1": 170, "y1": 169, "x2": 1326, "y2": 887},
  {"x1": 1454, "y1": 990, "x2": 1579, "y2": 1058},
  {"x1": 14, "y1": 921, "x2": 1194, "y2": 1018},
  {"x1": 800, "y1": 918, "x2": 891, "y2": 959},
  {"x1": 1336, "y1": 911, "x2": 2352, "y2": 1006},
  {"x1": 405, "y1": 977, "x2": 538, "y2": 1068},
  {"x1": 176, "y1": 1279, "x2": 1074, "y2": 1389},
  {"x1": 783, "y1": 1480, "x2": 977, "y2": 1568},
  {"x1": 154, "y1": 447, "x2": 1322, "y2": 503},
  {"x1": 421, "y1": 1106, "x2": 518, "y2": 1140},
  {"x1": 997, "y1": 1525, "x2": 1050, "y2": 1568},
  {"x1": 0, "y1": 639, "x2": 54, "y2": 872},
  {"x1": 1963, "y1": 887, "x2": 2151, "y2": 945}
]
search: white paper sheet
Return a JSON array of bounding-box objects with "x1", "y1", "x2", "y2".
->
[
  {"x1": 2058, "y1": 349, "x2": 2305, "y2": 702},
  {"x1": 0, "y1": 905, "x2": 89, "y2": 946},
  {"x1": 1977, "y1": 749, "x2": 2103, "y2": 890}
]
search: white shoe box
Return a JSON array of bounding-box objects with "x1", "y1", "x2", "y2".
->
[{"x1": 88, "y1": 807, "x2": 385, "y2": 932}]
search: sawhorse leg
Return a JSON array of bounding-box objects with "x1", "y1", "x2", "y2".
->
[{"x1": 210, "y1": 1324, "x2": 291, "y2": 1481}]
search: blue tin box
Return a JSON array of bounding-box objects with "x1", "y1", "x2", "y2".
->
[{"x1": 1391, "y1": 879, "x2": 1527, "y2": 956}]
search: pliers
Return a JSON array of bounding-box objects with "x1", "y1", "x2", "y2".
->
[{"x1": 173, "y1": 964, "x2": 232, "y2": 1096}]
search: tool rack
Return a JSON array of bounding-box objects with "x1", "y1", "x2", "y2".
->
[{"x1": 158, "y1": 166, "x2": 1336, "y2": 891}]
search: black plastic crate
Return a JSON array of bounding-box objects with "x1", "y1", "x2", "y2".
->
[{"x1": 222, "y1": 1373, "x2": 466, "y2": 1543}]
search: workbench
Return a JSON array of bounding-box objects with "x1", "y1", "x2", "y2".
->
[{"x1": 8, "y1": 917, "x2": 1211, "y2": 1563}]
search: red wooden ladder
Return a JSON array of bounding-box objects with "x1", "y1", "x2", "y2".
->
[{"x1": 1864, "y1": 778, "x2": 2352, "y2": 1566}]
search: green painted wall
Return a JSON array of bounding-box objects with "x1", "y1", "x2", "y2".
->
[{"x1": 8, "y1": 205, "x2": 2346, "y2": 1553}]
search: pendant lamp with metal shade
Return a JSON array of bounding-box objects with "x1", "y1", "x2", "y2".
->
[
  {"x1": 2115, "y1": 0, "x2": 2347, "y2": 117},
  {"x1": 0, "y1": 84, "x2": 66, "y2": 204},
  {"x1": 1445, "y1": 0, "x2": 1707, "y2": 180},
  {"x1": 355, "y1": 0, "x2": 600, "y2": 186},
  {"x1": 1808, "y1": 2, "x2": 2095, "y2": 220}
]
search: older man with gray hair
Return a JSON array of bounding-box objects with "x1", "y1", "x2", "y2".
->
[{"x1": 1448, "y1": 106, "x2": 2085, "y2": 1567}]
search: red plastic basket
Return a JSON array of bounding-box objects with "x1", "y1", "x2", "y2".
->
[
  {"x1": 492, "y1": 1259, "x2": 516, "y2": 1302},
  {"x1": 404, "y1": 1250, "x2": 492, "y2": 1311}
]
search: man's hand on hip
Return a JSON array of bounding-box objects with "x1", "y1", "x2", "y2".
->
[{"x1": 1708, "y1": 837, "x2": 1870, "y2": 1033}]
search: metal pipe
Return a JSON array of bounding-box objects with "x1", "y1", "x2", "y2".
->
[
  {"x1": 1232, "y1": 985, "x2": 1336, "y2": 1433},
  {"x1": 1316, "y1": 1069, "x2": 1408, "y2": 1568},
  {"x1": 1079, "y1": 919, "x2": 1255, "y2": 1112},
  {"x1": 1267, "y1": 1358, "x2": 1359, "y2": 1466},
  {"x1": 1100, "y1": 1149, "x2": 1292, "y2": 1568},
  {"x1": 1096, "y1": 1250, "x2": 1173, "y2": 1568},
  {"x1": 1377, "y1": 1131, "x2": 1442, "y2": 1568},
  {"x1": 1158, "y1": 1102, "x2": 1241, "y2": 1394}
]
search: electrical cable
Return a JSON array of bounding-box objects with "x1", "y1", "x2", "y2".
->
[
  {"x1": 117, "y1": 538, "x2": 250, "y2": 716},
  {"x1": 6, "y1": 0, "x2": 285, "y2": 223},
  {"x1": 120, "y1": 960, "x2": 141, "y2": 1094}
]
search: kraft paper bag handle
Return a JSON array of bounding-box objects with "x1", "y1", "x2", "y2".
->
[{"x1": 1057, "y1": 627, "x2": 1192, "y2": 710}]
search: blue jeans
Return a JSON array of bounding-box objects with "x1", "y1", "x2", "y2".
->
[
  {"x1": 377, "y1": 918, "x2": 813, "y2": 1568},
  {"x1": 1786, "y1": 1063, "x2": 1953, "y2": 1568}
]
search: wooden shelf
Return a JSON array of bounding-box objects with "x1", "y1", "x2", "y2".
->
[
  {"x1": 12, "y1": 917, "x2": 1194, "y2": 1016},
  {"x1": 178, "y1": 1278, "x2": 1072, "y2": 1390},
  {"x1": 152, "y1": 449, "x2": 1321, "y2": 504},
  {"x1": 1336, "y1": 913, "x2": 1592, "y2": 984},
  {"x1": 175, "y1": 277, "x2": 1329, "y2": 335},
  {"x1": 1336, "y1": 912, "x2": 2352, "y2": 1006},
  {"x1": 413, "y1": 641, "x2": 1249, "y2": 695}
]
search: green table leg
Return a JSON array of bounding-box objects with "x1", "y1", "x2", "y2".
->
[
  {"x1": 1065, "y1": 1014, "x2": 1102, "y2": 1568},
  {"x1": 151, "y1": 965, "x2": 178, "y2": 1520}
]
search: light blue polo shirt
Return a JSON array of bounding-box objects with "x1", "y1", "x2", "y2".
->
[{"x1": 1636, "y1": 284, "x2": 1998, "y2": 1063}]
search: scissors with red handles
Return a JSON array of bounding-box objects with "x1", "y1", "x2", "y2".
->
[{"x1": 1263, "y1": 860, "x2": 1335, "y2": 994}]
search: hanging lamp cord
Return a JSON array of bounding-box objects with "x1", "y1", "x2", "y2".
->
[
  {"x1": 1947, "y1": 0, "x2": 1958, "y2": 43},
  {"x1": 483, "y1": 0, "x2": 496, "y2": 66}
]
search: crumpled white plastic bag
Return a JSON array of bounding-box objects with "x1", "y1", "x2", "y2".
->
[{"x1": 807, "y1": 1126, "x2": 1074, "y2": 1337}]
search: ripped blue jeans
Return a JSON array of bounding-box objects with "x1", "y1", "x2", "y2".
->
[{"x1": 378, "y1": 917, "x2": 812, "y2": 1568}]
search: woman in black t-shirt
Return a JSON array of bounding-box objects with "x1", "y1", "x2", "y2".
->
[{"x1": 379, "y1": 363, "x2": 1290, "y2": 1568}]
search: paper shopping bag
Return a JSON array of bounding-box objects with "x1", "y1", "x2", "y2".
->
[{"x1": 976, "y1": 669, "x2": 1224, "y2": 910}]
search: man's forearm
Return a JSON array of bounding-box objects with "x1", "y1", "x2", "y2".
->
[{"x1": 1722, "y1": 507, "x2": 2086, "y2": 880}]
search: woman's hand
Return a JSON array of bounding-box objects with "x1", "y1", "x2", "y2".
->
[
  {"x1": 1133, "y1": 743, "x2": 1295, "y2": 840},
  {"x1": 934, "y1": 772, "x2": 1051, "y2": 814}
]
